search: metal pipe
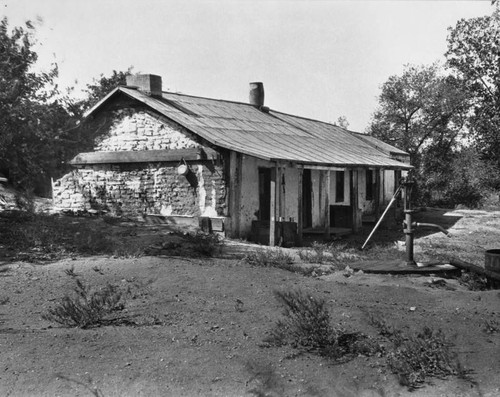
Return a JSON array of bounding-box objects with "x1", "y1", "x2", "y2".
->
[
  {"x1": 404, "y1": 210, "x2": 416, "y2": 266},
  {"x1": 414, "y1": 222, "x2": 451, "y2": 237},
  {"x1": 249, "y1": 82, "x2": 265, "y2": 107}
]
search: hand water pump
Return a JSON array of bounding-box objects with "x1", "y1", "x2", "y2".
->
[{"x1": 361, "y1": 176, "x2": 450, "y2": 265}]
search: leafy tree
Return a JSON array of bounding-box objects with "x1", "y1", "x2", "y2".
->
[
  {"x1": 64, "y1": 68, "x2": 133, "y2": 118},
  {"x1": 0, "y1": 17, "x2": 134, "y2": 195},
  {"x1": 0, "y1": 18, "x2": 73, "y2": 194},
  {"x1": 419, "y1": 145, "x2": 496, "y2": 208},
  {"x1": 369, "y1": 64, "x2": 469, "y2": 167},
  {"x1": 446, "y1": 7, "x2": 500, "y2": 168},
  {"x1": 368, "y1": 64, "x2": 481, "y2": 206},
  {"x1": 333, "y1": 116, "x2": 350, "y2": 129}
]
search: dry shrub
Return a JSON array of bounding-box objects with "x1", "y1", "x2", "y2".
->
[
  {"x1": 43, "y1": 278, "x2": 126, "y2": 328},
  {"x1": 266, "y1": 289, "x2": 381, "y2": 362},
  {"x1": 387, "y1": 327, "x2": 472, "y2": 390},
  {"x1": 370, "y1": 316, "x2": 474, "y2": 390},
  {"x1": 186, "y1": 231, "x2": 223, "y2": 257}
]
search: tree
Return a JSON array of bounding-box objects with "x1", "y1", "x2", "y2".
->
[
  {"x1": 446, "y1": 7, "x2": 500, "y2": 167},
  {"x1": 368, "y1": 64, "x2": 480, "y2": 205},
  {"x1": 64, "y1": 68, "x2": 133, "y2": 119},
  {"x1": 0, "y1": 18, "x2": 72, "y2": 193},
  {"x1": 369, "y1": 64, "x2": 469, "y2": 167},
  {"x1": 0, "y1": 18, "x2": 134, "y2": 195},
  {"x1": 333, "y1": 116, "x2": 350, "y2": 129},
  {"x1": 419, "y1": 145, "x2": 496, "y2": 208}
]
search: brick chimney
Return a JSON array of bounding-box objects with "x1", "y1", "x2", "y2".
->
[
  {"x1": 249, "y1": 82, "x2": 264, "y2": 107},
  {"x1": 126, "y1": 74, "x2": 162, "y2": 97}
]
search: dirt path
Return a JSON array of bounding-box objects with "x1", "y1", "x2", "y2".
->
[{"x1": 1, "y1": 252, "x2": 499, "y2": 396}]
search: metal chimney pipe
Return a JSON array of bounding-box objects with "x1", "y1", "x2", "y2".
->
[{"x1": 249, "y1": 82, "x2": 264, "y2": 107}]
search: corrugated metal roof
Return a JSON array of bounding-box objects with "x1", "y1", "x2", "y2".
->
[{"x1": 84, "y1": 87, "x2": 411, "y2": 169}]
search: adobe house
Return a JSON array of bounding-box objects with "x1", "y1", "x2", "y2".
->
[{"x1": 52, "y1": 74, "x2": 411, "y2": 245}]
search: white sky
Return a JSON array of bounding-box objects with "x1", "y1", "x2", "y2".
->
[{"x1": 1, "y1": 0, "x2": 493, "y2": 132}]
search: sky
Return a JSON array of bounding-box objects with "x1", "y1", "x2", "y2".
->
[{"x1": 1, "y1": 0, "x2": 494, "y2": 132}]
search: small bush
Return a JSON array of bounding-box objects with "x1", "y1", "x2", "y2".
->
[
  {"x1": 186, "y1": 231, "x2": 223, "y2": 257},
  {"x1": 268, "y1": 290, "x2": 336, "y2": 351},
  {"x1": 372, "y1": 320, "x2": 473, "y2": 390},
  {"x1": 266, "y1": 289, "x2": 381, "y2": 362},
  {"x1": 43, "y1": 278, "x2": 126, "y2": 328}
]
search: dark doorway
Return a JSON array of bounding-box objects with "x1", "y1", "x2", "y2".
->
[
  {"x1": 335, "y1": 171, "x2": 345, "y2": 202},
  {"x1": 258, "y1": 168, "x2": 271, "y2": 221},
  {"x1": 302, "y1": 169, "x2": 312, "y2": 228},
  {"x1": 366, "y1": 169, "x2": 374, "y2": 200}
]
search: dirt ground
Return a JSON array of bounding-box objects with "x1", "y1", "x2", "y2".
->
[{"x1": 1, "y1": 208, "x2": 500, "y2": 397}]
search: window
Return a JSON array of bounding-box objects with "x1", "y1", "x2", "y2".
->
[
  {"x1": 335, "y1": 171, "x2": 345, "y2": 202},
  {"x1": 366, "y1": 170, "x2": 374, "y2": 201}
]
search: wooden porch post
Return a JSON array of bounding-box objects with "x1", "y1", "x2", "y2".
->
[
  {"x1": 319, "y1": 170, "x2": 331, "y2": 239},
  {"x1": 269, "y1": 165, "x2": 277, "y2": 246},
  {"x1": 229, "y1": 151, "x2": 242, "y2": 238},
  {"x1": 351, "y1": 168, "x2": 362, "y2": 232},
  {"x1": 374, "y1": 168, "x2": 382, "y2": 220},
  {"x1": 297, "y1": 166, "x2": 303, "y2": 246},
  {"x1": 277, "y1": 166, "x2": 284, "y2": 220}
]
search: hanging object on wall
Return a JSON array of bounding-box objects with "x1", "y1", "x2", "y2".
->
[
  {"x1": 177, "y1": 158, "x2": 198, "y2": 188},
  {"x1": 177, "y1": 159, "x2": 190, "y2": 176}
]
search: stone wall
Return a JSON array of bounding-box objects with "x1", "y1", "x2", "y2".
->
[
  {"x1": 94, "y1": 108, "x2": 200, "y2": 152},
  {"x1": 53, "y1": 162, "x2": 227, "y2": 218},
  {"x1": 53, "y1": 106, "x2": 227, "y2": 218}
]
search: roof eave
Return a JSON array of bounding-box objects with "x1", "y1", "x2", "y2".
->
[
  {"x1": 268, "y1": 158, "x2": 412, "y2": 170},
  {"x1": 82, "y1": 86, "x2": 135, "y2": 119}
]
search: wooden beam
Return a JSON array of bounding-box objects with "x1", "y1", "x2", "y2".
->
[
  {"x1": 297, "y1": 167, "x2": 303, "y2": 246},
  {"x1": 374, "y1": 169, "x2": 382, "y2": 220},
  {"x1": 269, "y1": 166, "x2": 277, "y2": 246},
  {"x1": 319, "y1": 170, "x2": 331, "y2": 239},
  {"x1": 351, "y1": 169, "x2": 362, "y2": 232},
  {"x1": 229, "y1": 152, "x2": 242, "y2": 238},
  {"x1": 449, "y1": 258, "x2": 500, "y2": 283},
  {"x1": 321, "y1": 170, "x2": 330, "y2": 240},
  {"x1": 70, "y1": 147, "x2": 218, "y2": 165},
  {"x1": 303, "y1": 165, "x2": 346, "y2": 171},
  {"x1": 277, "y1": 166, "x2": 285, "y2": 220}
]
